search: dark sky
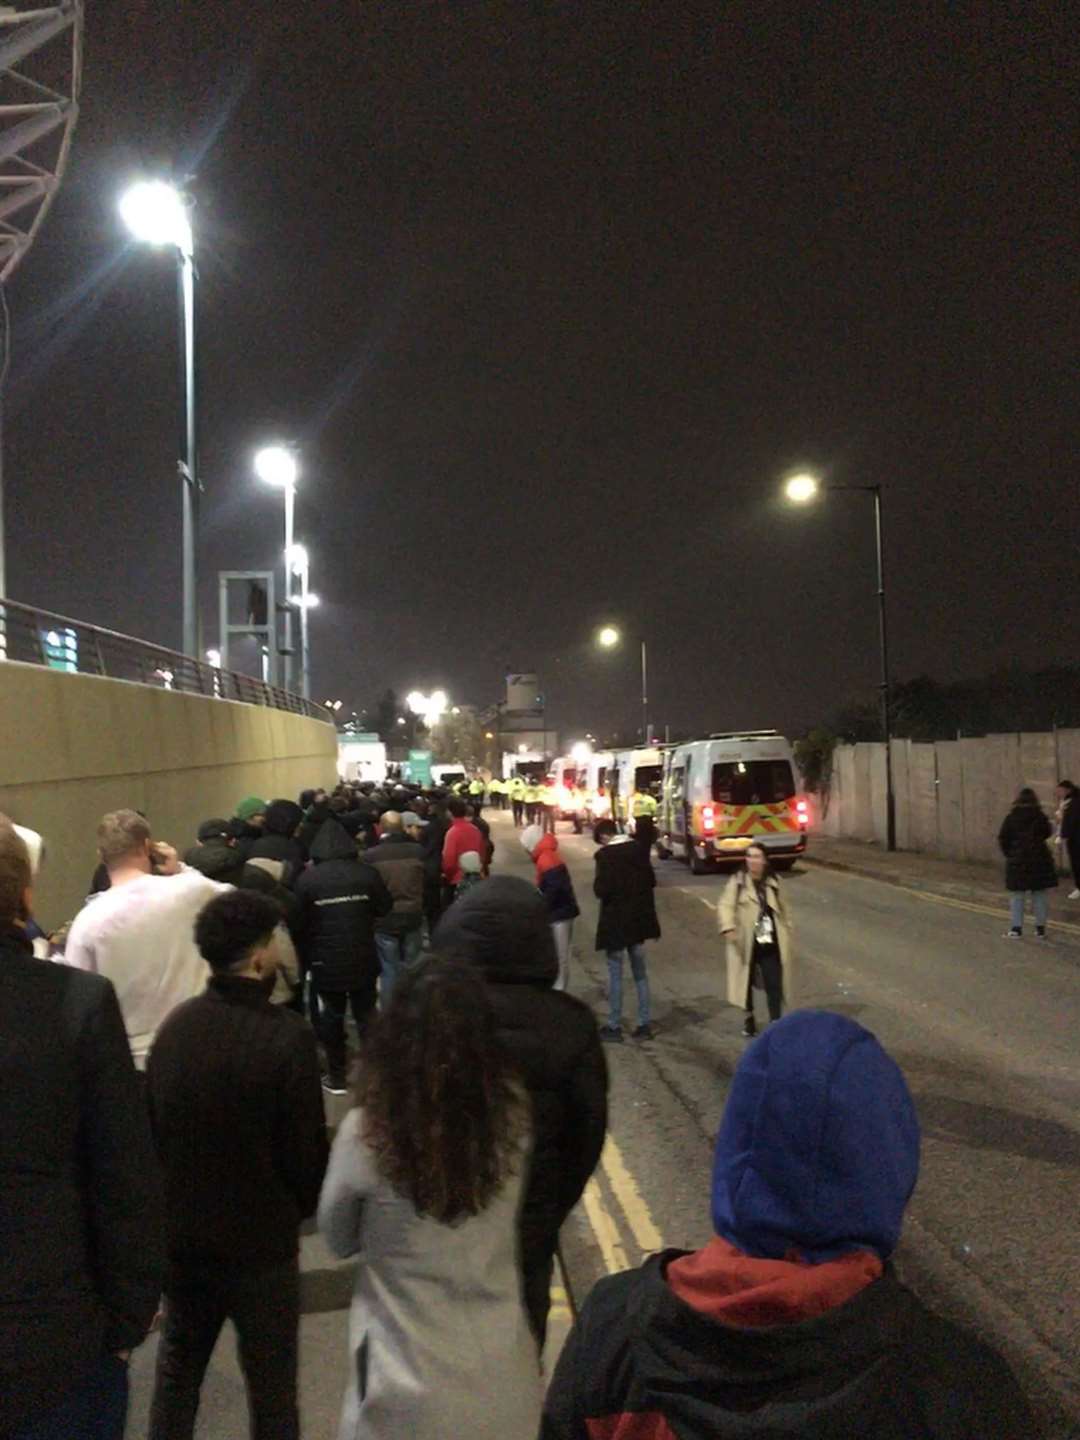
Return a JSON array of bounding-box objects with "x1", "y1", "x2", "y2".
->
[{"x1": 7, "y1": 2, "x2": 1077, "y2": 743}]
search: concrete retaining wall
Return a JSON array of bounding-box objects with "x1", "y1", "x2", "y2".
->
[
  {"x1": 818, "y1": 727, "x2": 1079, "y2": 865},
  {"x1": 0, "y1": 662, "x2": 338, "y2": 928}
]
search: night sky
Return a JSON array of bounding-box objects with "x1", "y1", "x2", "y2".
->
[{"x1": 7, "y1": 3, "x2": 1076, "y2": 744}]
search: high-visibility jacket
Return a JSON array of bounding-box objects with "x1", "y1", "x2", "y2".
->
[
  {"x1": 541, "y1": 784, "x2": 556, "y2": 806},
  {"x1": 469, "y1": 779, "x2": 484, "y2": 796},
  {"x1": 489, "y1": 779, "x2": 504, "y2": 795},
  {"x1": 632, "y1": 791, "x2": 659, "y2": 819},
  {"x1": 524, "y1": 783, "x2": 541, "y2": 804},
  {"x1": 509, "y1": 778, "x2": 526, "y2": 801}
]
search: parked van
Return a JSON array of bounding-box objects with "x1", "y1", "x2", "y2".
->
[
  {"x1": 658, "y1": 732, "x2": 808, "y2": 872},
  {"x1": 608, "y1": 746, "x2": 664, "y2": 826}
]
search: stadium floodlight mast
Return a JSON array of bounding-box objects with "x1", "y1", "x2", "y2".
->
[
  {"x1": 407, "y1": 689, "x2": 449, "y2": 727},
  {"x1": 254, "y1": 445, "x2": 300, "y2": 691},
  {"x1": 120, "y1": 177, "x2": 200, "y2": 658}
]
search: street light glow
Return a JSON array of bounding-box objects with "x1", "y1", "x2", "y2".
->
[
  {"x1": 119, "y1": 179, "x2": 193, "y2": 252},
  {"x1": 205, "y1": 648, "x2": 221, "y2": 667},
  {"x1": 407, "y1": 690, "x2": 449, "y2": 726},
  {"x1": 291, "y1": 592, "x2": 320, "y2": 609},
  {"x1": 597, "y1": 625, "x2": 620, "y2": 649},
  {"x1": 254, "y1": 445, "x2": 298, "y2": 489},
  {"x1": 287, "y1": 542, "x2": 308, "y2": 573},
  {"x1": 571, "y1": 741, "x2": 592, "y2": 761},
  {"x1": 784, "y1": 472, "x2": 820, "y2": 504}
]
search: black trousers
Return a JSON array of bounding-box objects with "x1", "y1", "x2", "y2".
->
[
  {"x1": 149, "y1": 1257, "x2": 299, "y2": 1440},
  {"x1": 635, "y1": 817, "x2": 657, "y2": 854},
  {"x1": 542, "y1": 805, "x2": 556, "y2": 834},
  {"x1": 1068, "y1": 839, "x2": 1080, "y2": 888},
  {"x1": 316, "y1": 984, "x2": 376, "y2": 1083},
  {"x1": 512, "y1": 800, "x2": 525, "y2": 826},
  {"x1": 746, "y1": 944, "x2": 784, "y2": 1022}
]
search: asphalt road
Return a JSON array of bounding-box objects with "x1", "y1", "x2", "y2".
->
[
  {"x1": 126, "y1": 813, "x2": 1079, "y2": 1437},
  {"x1": 490, "y1": 814, "x2": 1080, "y2": 1440}
]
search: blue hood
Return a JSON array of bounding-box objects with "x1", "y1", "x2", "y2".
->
[{"x1": 712, "y1": 1011, "x2": 920, "y2": 1262}]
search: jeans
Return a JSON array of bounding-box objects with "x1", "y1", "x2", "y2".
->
[
  {"x1": 316, "y1": 985, "x2": 376, "y2": 1084},
  {"x1": 1009, "y1": 890, "x2": 1049, "y2": 930},
  {"x1": 551, "y1": 919, "x2": 573, "y2": 991},
  {"x1": 149, "y1": 1257, "x2": 299, "y2": 1440},
  {"x1": 375, "y1": 926, "x2": 423, "y2": 1005},
  {"x1": 606, "y1": 943, "x2": 650, "y2": 1029},
  {"x1": 13, "y1": 1356, "x2": 128, "y2": 1440}
]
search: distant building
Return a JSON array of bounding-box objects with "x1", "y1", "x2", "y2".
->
[{"x1": 485, "y1": 672, "x2": 558, "y2": 767}]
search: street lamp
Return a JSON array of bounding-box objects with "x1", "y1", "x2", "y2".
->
[
  {"x1": 255, "y1": 445, "x2": 299, "y2": 691},
  {"x1": 286, "y1": 542, "x2": 318, "y2": 701},
  {"x1": 595, "y1": 624, "x2": 650, "y2": 744},
  {"x1": 783, "y1": 470, "x2": 896, "y2": 850},
  {"x1": 120, "y1": 179, "x2": 199, "y2": 658}
]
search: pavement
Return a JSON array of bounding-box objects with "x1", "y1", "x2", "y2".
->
[{"x1": 126, "y1": 814, "x2": 1080, "y2": 1437}]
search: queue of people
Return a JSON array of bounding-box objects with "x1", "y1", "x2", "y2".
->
[{"x1": 0, "y1": 773, "x2": 1038, "y2": 1440}]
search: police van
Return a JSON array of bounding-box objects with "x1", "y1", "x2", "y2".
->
[
  {"x1": 657, "y1": 732, "x2": 808, "y2": 873},
  {"x1": 608, "y1": 746, "x2": 664, "y2": 825},
  {"x1": 552, "y1": 752, "x2": 614, "y2": 820}
]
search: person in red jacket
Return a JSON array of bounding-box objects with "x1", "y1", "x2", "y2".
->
[{"x1": 441, "y1": 797, "x2": 485, "y2": 887}]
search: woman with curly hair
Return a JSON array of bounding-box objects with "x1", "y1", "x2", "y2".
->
[{"x1": 318, "y1": 955, "x2": 541, "y2": 1438}]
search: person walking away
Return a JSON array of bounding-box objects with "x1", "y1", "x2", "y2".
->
[
  {"x1": 630, "y1": 784, "x2": 659, "y2": 856},
  {"x1": 489, "y1": 776, "x2": 505, "y2": 810},
  {"x1": 319, "y1": 958, "x2": 542, "y2": 1438},
  {"x1": 0, "y1": 818, "x2": 164, "y2": 1440},
  {"x1": 64, "y1": 810, "x2": 228, "y2": 1070},
  {"x1": 147, "y1": 890, "x2": 328, "y2": 1440},
  {"x1": 294, "y1": 816, "x2": 393, "y2": 1094},
  {"x1": 468, "y1": 773, "x2": 486, "y2": 814},
  {"x1": 523, "y1": 777, "x2": 541, "y2": 826},
  {"x1": 522, "y1": 823, "x2": 580, "y2": 991},
  {"x1": 571, "y1": 780, "x2": 587, "y2": 835},
  {"x1": 421, "y1": 798, "x2": 450, "y2": 941},
  {"x1": 442, "y1": 796, "x2": 485, "y2": 891},
  {"x1": 455, "y1": 848, "x2": 486, "y2": 899},
  {"x1": 593, "y1": 818, "x2": 660, "y2": 1041},
  {"x1": 436, "y1": 875, "x2": 607, "y2": 1347},
  {"x1": 248, "y1": 798, "x2": 307, "y2": 887},
  {"x1": 998, "y1": 786, "x2": 1057, "y2": 938},
  {"x1": 468, "y1": 801, "x2": 495, "y2": 871},
  {"x1": 508, "y1": 774, "x2": 524, "y2": 825},
  {"x1": 719, "y1": 840, "x2": 794, "y2": 1037},
  {"x1": 231, "y1": 796, "x2": 267, "y2": 860},
  {"x1": 1054, "y1": 778, "x2": 1080, "y2": 899},
  {"x1": 542, "y1": 1011, "x2": 1034, "y2": 1440},
  {"x1": 366, "y1": 810, "x2": 426, "y2": 1005}
]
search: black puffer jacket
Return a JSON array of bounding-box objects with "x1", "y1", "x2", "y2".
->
[
  {"x1": 435, "y1": 876, "x2": 608, "y2": 1258},
  {"x1": 293, "y1": 819, "x2": 393, "y2": 991},
  {"x1": 998, "y1": 800, "x2": 1056, "y2": 892},
  {"x1": 248, "y1": 799, "x2": 306, "y2": 888},
  {"x1": 594, "y1": 836, "x2": 661, "y2": 951}
]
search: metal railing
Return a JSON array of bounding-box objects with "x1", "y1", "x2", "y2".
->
[{"x1": 0, "y1": 598, "x2": 333, "y2": 722}]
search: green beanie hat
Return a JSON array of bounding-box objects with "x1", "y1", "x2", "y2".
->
[{"x1": 235, "y1": 796, "x2": 267, "y2": 822}]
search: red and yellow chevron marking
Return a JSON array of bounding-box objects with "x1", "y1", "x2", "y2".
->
[{"x1": 697, "y1": 802, "x2": 797, "y2": 836}]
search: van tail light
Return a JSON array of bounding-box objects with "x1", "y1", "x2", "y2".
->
[
  {"x1": 702, "y1": 805, "x2": 716, "y2": 833},
  {"x1": 796, "y1": 798, "x2": 810, "y2": 826}
]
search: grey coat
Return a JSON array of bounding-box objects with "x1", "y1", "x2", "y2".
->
[{"x1": 318, "y1": 1107, "x2": 542, "y2": 1440}]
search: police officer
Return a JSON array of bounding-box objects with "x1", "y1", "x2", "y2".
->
[
  {"x1": 509, "y1": 775, "x2": 527, "y2": 826},
  {"x1": 631, "y1": 785, "x2": 659, "y2": 855},
  {"x1": 523, "y1": 777, "x2": 541, "y2": 826},
  {"x1": 540, "y1": 780, "x2": 557, "y2": 835},
  {"x1": 468, "y1": 774, "x2": 486, "y2": 815}
]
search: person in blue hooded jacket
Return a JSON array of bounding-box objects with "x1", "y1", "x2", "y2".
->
[{"x1": 542, "y1": 1010, "x2": 1034, "y2": 1440}]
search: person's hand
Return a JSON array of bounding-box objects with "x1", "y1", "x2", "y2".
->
[
  {"x1": 151, "y1": 843, "x2": 182, "y2": 876},
  {"x1": 115, "y1": 1349, "x2": 132, "y2": 1363}
]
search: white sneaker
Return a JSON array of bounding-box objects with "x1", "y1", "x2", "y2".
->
[
  {"x1": 1004, "y1": 929, "x2": 1022, "y2": 939},
  {"x1": 1068, "y1": 889, "x2": 1080, "y2": 900}
]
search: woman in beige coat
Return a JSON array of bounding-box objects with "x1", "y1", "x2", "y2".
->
[{"x1": 718, "y1": 841, "x2": 795, "y2": 1037}]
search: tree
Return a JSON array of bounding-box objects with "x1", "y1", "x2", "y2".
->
[
  {"x1": 793, "y1": 728, "x2": 838, "y2": 816},
  {"x1": 429, "y1": 710, "x2": 486, "y2": 770}
]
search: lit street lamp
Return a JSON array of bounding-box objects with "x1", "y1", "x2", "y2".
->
[
  {"x1": 255, "y1": 445, "x2": 299, "y2": 691},
  {"x1": 286, "y1": 542, "x2": 318, "y2": 701},
  {"x1": 120, "y1": 179, "x2": 199, "y2": 658},
  {"x1": 784, "y1": 470, "x2": 896, "y2": 850},
  {"x1": 596, "y1": 624, "x2": 650, "y2": 744}
]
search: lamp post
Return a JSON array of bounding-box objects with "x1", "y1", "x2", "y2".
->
[
  {"x1": 254, "y1": 445, "x2": 299, "y2": 691},
  {"x1": 120, "y1": 179, "x2": 199, "y2": 657},
  {"x1": 784, "y1": 471, "x2": 896, "y2": 851},
  {"x1": 597, "y1": 624, "x2": 650, "y2": 744},
  {"x1": 287, "y1": 543, "x2": 319, "y2": 701}
]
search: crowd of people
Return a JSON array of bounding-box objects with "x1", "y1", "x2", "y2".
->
[{"x1": 0, "y1": 773, "x2": 1040, "y2": 1439}]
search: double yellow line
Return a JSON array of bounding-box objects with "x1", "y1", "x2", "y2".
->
[{"x1": 582, "y1": 1134, "x2": 663, "y2": 1275}]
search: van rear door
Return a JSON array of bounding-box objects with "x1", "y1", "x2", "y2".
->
[{"x1": 712, "y1": 759, "x2": 798, "y2": 838}]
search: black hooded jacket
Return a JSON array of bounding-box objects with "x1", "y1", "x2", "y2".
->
[
  {"x1": 998, "y1": 800, "x2": 1056, "y2": 892},
  {"x1": 435, "y1": 876, "x2": 608, "y2": 1257},
  {"x1": 184, "y1": 836, "x2": 299, "y2": 935},
  {"x1": 248, "y1": 799, "x2": 306, "y2": 888},
  {"x1": 293, "y1": 819, "x2": 393, "y2": 991},
  {"x1": 594, "y1": 835, "x2": 662, "y2": 951},
  {"x1": 542, "y1": 1253, "x2": 1033, "y2": 1440}
]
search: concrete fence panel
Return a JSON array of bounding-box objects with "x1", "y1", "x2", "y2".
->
[
  {"x1": 934, "y1": 742, "x2": 964, "y2": 857},
  {"x1": 1019, "y1": 732, "x2": 1059, "y2": 810},
  {"x1": 890, "y1": 740, "x2": 911, "y2": 851},
  {"x1": 908, "y1": 744, "x2": 938, "y2": 853}
]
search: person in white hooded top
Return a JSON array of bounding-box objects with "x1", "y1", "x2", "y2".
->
[{"x1": 64, "y1": 809, "x2": 227, "y2": 1068}]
